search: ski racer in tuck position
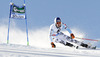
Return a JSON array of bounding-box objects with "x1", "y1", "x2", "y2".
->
[{"x1": 49, "y1": 17, "x2": 96, "y2": 49}]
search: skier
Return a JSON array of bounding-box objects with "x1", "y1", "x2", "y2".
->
[{"x1": 49, "y1": 17, "x2": 96, "y2": 49}]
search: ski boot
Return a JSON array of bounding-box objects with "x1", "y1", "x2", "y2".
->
[
  {"x1": 80, "y1": 43, "x2": 96, "y2": 49},
  {"x1": 65, "y1": 42, "x2": 79, "y2": 49},
  {"x1": 65, "y1": 42, "x2": 74, "y2": 47},
  {"x1": 80, "y1": 43, "x2": 88, "y2": 48},
  {"x1": 91, "y1": 46, "x2": 96, "y2": 49}
]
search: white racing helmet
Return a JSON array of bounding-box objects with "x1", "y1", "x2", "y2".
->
[{"x1": 54, "y1": 17, "x2": 61, "y2": 28}]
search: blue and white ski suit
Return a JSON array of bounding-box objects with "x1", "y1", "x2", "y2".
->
[{"x1": 49, "y1": 20, "x2": 81, "y2": 45}]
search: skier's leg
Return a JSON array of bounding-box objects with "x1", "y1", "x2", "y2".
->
[
  {"x1": 66, "y1": 36, "x2": 89, "y2": 48},
  {"x1": 58, "y1": 40, "x2": 76, "y2": 47},
  {"x1": 54, "y1": 32, "x2": 78, "y2": 48},
  {"x1": 80, "y1": 43, "x2": 88, "y2": 48},
  {"x1": 65, "y1": 42, "x2": 74, "y2": 47},
  {"x1": 80, "y1": 42, "x2": 96, "y2": 49},
  {"x1": 57, "y1": 39, "x2": 75, "y2": 47},
  {"x1": 65, "y1": 36, "x2": 96, "y2": 49},
  {"x1": 56, "y1": 33, "x2": 76, "y2": 47},
  {"x1": 65, "y1": 36, "x2": 90, "y2": 48},
  {"x1": 66, "y1": 36, "x2": 80, "y2": 44}
]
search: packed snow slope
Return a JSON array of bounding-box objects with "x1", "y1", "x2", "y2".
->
[{"x1": 0, "y1": 43, "x2": 100, "y2": 57}]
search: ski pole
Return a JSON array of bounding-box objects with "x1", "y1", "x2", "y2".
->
[{"x1": 75, "y1": 37, "x2": 100, "y2": 42}]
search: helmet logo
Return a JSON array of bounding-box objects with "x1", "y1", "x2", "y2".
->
[{"x1": 56, "y1": 20, "x2": 61, "y2": 22}]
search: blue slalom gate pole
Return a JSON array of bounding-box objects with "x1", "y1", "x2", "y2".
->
[
  {"x1": 24, "y1": 0, "x2": 25, "y2": 4},
  {"x1": 25, "y1": 19, "x2": 29, "y2": 46},
  {"x1": 7, "y1": 18, "x2": 10, "y2": 44},
  {"x1": 7, "y1": 0, "x2": 12, "y2": 44},
  {"x1": 24, "y1": 0, "x2": 29, "y2": 46}
]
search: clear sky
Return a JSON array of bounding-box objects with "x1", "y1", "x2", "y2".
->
[{"x1": 0, "y1": 0, "x2": 100, "y2": 46}]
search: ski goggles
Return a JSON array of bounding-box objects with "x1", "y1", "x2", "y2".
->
[{"x1": 56, "y1": 22, "x2": 61, "y2": 24}]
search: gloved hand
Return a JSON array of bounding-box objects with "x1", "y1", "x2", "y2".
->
[
  {"x1": 70, "y1": 33, "x2": 75, "y2": 39},
  {"x1": 51, "y1": 42, "x2": 56, "y2": 48}
]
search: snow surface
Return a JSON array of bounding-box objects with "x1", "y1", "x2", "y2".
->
[{"x1": 0, "y1": 43, "x2": 100, "y2": 57}]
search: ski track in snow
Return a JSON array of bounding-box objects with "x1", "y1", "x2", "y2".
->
[{"x1": 0, "y1": 44, "x2": 100, "y2": 57}]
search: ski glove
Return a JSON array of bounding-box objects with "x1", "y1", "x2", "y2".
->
[
  {"x1": 51, "y1": 42, "x2": 56, "y2": 48},
  {"x1": 70, "y1": 33, "x2": 75, "y2": 39}
]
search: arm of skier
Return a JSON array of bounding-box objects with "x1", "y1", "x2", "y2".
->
[
  {"x1": 49, "y1": 30, "x2": 56, "y2": 48},
  {"x1": 62, "y1": 23, "x2": 75, "y2": 39},
  {"x1": 49, "y1": 25, "x2": 56, "y2": 48}
]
